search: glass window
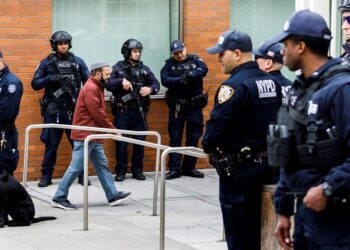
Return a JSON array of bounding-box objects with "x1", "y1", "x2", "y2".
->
[
  {"x1": 334, "y1": 0, "x2": 344, "y2": 56},
  {"x1": 53, "y1": 0, "x2": 180, "y2": 95},
  {"x1": 230, "y1": 0, "x2": 295, "y2": 80}
]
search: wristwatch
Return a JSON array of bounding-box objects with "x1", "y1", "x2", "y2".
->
[{"x1": 322, "y1": 182, "x2": 333, "y2": 197}]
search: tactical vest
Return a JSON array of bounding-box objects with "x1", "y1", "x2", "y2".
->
[
  {"x1": 112, "y1": 61, "x2": 150, "y2": 112},
  {"x1": 267, "y1": 63, "x2": 350, "y2": 172},
  {"x1": 169, "y1": 54, "x2": 198, "y2": 77},
  {"x1": 46, "y1": 53, "x2": 81, "y2": 106},
  {"x1": 165, "y1": 54, "x2": 203, "y2": 99}
]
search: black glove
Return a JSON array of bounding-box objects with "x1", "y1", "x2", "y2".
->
[
  {"x1": 179, "y1": 71, "x2": 193, "y2": 85},
  {"x1": 179, "y1": 74, "x2": 188, "y2": 85},
  {"x1": 46, "y1": 75, "x2": 61, "y2": 84},
  {"x1": 185, "y1": 71, "x2": 193, "y2": 79}
]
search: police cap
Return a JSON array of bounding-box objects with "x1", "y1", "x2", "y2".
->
[
  {"x1": 207, "y1": 29, "x2": 252, "y2": 54},
  {"x1": 270, "y1": 9, "x2": 332, "y2": 44},
  {"x1": 253, "y1": 40, "x2": 284, "y2": 64},
  {"x1": 170, "y1": 40, "x2": 185, "y2": 53}
]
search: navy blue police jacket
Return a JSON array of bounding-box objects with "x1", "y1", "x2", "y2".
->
[
  {"x1": 0, "y1": 66, "x2": 23, "y2": 125},
  {"x1": 202, "y1": 61, "x2": 281, "y2": 154},
  {"x1": 274, "y1": 58, "x2": 350, "y2": 216},
  {"x1": 160, "y1": 54, "x2": 208, "y2": 99},
  {"x1": 31, "y1": 52, "x2": 89, "y2": 106},
  {"x1": 270, "y1": 70, "x2": 292, "y2": 105},
  {"x1": 107, "y1": 60, "x2": 160, "y2": 97}
]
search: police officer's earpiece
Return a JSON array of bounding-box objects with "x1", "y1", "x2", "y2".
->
[
  {"x1": 50, "y1": 31, "x2": 72, "y2": 51},
  {"x1": 121, "y1": 39, "x2": 143, "y2": 60}
]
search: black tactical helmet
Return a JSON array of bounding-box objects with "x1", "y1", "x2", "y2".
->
[
  {"x1": 121, "y1": 39, "x2": 143, "y2": 60},
  {"x1": 50, "y1": 31, "x2": 72, "y2": 51},
  {"x1": 339, "y1": 0, "x2": 350, "y2": 13}
]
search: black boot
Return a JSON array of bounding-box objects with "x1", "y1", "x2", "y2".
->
[{"x1": 38, "y1": 176, "x2": 52, "y2": 187}]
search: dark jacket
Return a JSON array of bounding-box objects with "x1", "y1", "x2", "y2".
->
[
  {"x1": 274, "y1": 58, "x2": 350, "y2": 216},
  {"x1": 161, "y1": 54, "x2": 208, "y2": 99},
  {"x1": 0, "y1": 66, "x2": 23, "y2": 125}
]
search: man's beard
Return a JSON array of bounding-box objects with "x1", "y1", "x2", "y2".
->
[{"x1": 100, "y1": 77, "x2": 107, "y2": 88}]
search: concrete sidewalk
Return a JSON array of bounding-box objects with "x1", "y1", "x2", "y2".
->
[{"x1": 1, "y1": 169, "x2": 227, "y2": 250}]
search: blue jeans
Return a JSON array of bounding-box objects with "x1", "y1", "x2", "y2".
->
[{"x1": 53, "y1": 140, "x2": 118, "y2": 202}]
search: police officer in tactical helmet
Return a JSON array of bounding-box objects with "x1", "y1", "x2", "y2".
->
[
  {"x1": 203, "y1": 29, "x2": 281, "y2": 250},
  {"x1": 31, "y1": 31, "x2": 89, "y2": 187},
  {"x1": 161, "y1": 40, "x2": 208, "y2": 180},
  {"x1": 339, "y1": 0, "x2": 350, "y2": 57},
  {"x1": 0, "y1": 50, "x2": 23, "y2": 175},
  {"x1": 253, "y1": 40, "x2": 292, "y2": 105},
  {"x1": 107, "y1": 39, "x2": 160, "y2": 182},
  {"x1": 268, "y1": 9, "x2": 350, "y2": 249}
]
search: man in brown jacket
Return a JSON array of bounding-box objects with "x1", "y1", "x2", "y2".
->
[{"x1": 52, "y1": 62, "x2": 131, "y2": 210}]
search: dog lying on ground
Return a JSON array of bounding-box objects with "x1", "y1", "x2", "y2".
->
[{"x1": 0, "y1": 170, "x2": 56, "y2": 227}]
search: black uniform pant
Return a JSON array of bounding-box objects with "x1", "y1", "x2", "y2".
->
[
  {"x1": 40, "y1": 109, "x2": 84, "y2": 179},
  {"x1": 0, "y1": 128, "x2": 19, "y2": 175},
  {"x1": 114, "y1": 109, "x2": 147, "y2": 175},
  {"x1": 293, "y1": 199, "x2": 350, "y2": 250},
  {"x1": 168, "y1": 105, "x2": 203, "y2": 173},
  {"x1": 219, "y1": 158, "x2": 274, "y2": 250}
]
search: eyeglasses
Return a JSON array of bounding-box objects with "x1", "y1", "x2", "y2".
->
[{"x1": 343, "y1": 16, "x2": 350, "y2": 24}]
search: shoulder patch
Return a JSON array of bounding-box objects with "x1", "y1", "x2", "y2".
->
[
  {"x1": 218, "y1": 85, "x2": 234, "y2": 104},
  {"x1": 8, "y1": 84, "x2": 16, "y2": 93}
]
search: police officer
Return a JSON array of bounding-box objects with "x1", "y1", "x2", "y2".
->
[
  {"x1": 0, "y1": 51, "x2": 23, "y2": 175},
  {"x1": 203, "y1": 30, "x2": 281, "y2": 250},
  {"x1": 31, "y1": 31, "x2": 89, "y2": 187},
  {"x1": 267, "y1": 10, "x2": 350, "y2": 249},
  {"x1": 339, "y1": 0, "x2": 350, "y2": 57},
  {"x1": 161, "y1": 40, "x2": 208, "y2": 180},
  {"x1": 253, "y1": 40, "x2": 292, "y2": 105},
  {"x1": 107, "y1": 39, "x2": 160, "y2": 182}
]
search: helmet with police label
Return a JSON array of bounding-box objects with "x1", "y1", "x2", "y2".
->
[
  {"x1": 50, "y1": 31, "x2": 72, "y2": 51},
  {"x1": 121, "y1": 39, "x2": 143, "y2": 60},
  {"x1": 339, "y1": 0, "x2": 350, "y2": 13}
]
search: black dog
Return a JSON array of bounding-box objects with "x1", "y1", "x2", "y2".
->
[{"x1": 0, "y1": 170, "x2": 56, "y2": 227}]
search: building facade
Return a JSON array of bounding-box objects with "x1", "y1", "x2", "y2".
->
[{"x1": 0, "y1": 0, "x2": 342, "y2": 180}]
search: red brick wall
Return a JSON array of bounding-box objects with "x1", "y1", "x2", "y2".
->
[
  {"x1": 1, "y1": 0, "x2": 230, "y2": 181},
  {"x1": 184, "y1": 0, "x2": 230, "y2": 168}
]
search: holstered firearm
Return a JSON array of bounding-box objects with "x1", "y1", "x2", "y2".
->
[
  {"x1": 39, "y1": 96, "x2": 48, "y2": 117},
  {"x1": 209, "y1": 149, "x2": 238, "y2": 180}
]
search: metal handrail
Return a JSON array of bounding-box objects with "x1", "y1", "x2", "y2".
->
[
  {"x1": 22, "y1": 123, "x2": 162, "y2": 215},
  {"x1": 83, "y1": 134, "x2": 206, "y2": 230},
  {"x1": 159, "y1": 147, "x2": 207, "y2": 250}
]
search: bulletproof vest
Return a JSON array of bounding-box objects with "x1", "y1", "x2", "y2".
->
[
  {"x1": 114, "y1": 61, "x2": 150, "y2": 110},
  {"x1": 166, "y1": 55, "x2": 203, "y2": 99},
  {"x1": 170, "y1": 54, "x2": 198, "y2": 77},
  {"x1": 118, "y1": 61, "x2": 148, "y2": 87},
  {"x1": 53, "y1": 55, "x2": 81, "y2": 90},
  {"x1": 44, "y1": 53, "x2": 81, "y2": 108},
  {"x1": 268, "y1": 63, "x2": 350, "y2": 171}
]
